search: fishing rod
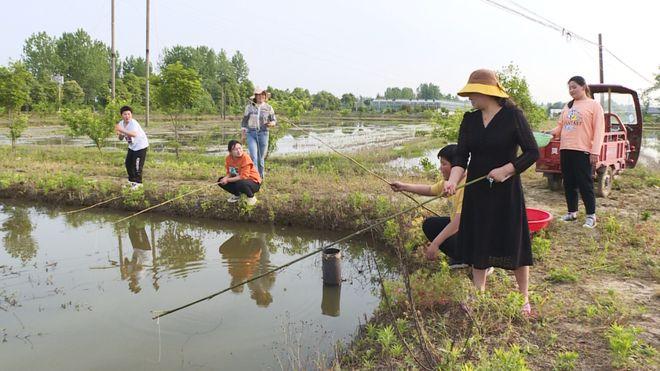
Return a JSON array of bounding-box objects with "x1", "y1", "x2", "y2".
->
[
  {"x1": 63, "y1": 195, "x2": 124, "y2": 215},
  {"x1": 151, "y1": 174, "x2": 487, "y2": 320},
  {"x1": 112, "y1": 181, "x2": 221, "y2": 225},
  {"x1": 287, "y1": 120, "x2": 440, "y2": 216}
]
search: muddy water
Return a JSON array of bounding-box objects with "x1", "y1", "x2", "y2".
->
[{"x1": 0, "y1": 201, "x2": 392, "y2": 370}]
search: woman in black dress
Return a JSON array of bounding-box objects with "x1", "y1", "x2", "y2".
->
[{"x1": 443, "y1": 69, "x2": 539, "y2": 315}]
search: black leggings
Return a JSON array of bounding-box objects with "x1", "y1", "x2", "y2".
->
[
  {"x1": 218, "y1": 177, "x2": 260, "y2": 197},
  {"x1": 560, "y1": 149, "x2": 596, "y2": 214},
  {"x1": 422, "y1": 216, "x2": 458, "y2": 259},
  {"x1": 125, "y1": 148, "x2": 147, "y2": 183}
]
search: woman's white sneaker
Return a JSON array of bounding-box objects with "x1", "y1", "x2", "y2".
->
[
  {"x1": 227, "y1": 195, "x2": 240, "y2": 203},
  {"x1": 246, "y1": 196, "x2": 257, "y2": 206}
]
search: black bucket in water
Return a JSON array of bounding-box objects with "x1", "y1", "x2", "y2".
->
[
  {"x1": 322, "y1": 247, "x2": 341, "y2": 286},
  {"x1": 321, "y1": 284, "x2": 341, "y2": 317}
]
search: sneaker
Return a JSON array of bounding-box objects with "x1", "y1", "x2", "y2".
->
[
  {"x1": 246, "y1": 196, "x2": 257, "y2": 206},
  {"x1": 447, "y1": 257, "x2": 469, "y2": 269},
  {"x1": 583, "y1": 215, "x2": 597, "y2": 229},
  {"x1": 227, "y1": 195, "x2": 240, "y2": 203},
  {"x1": 560, "y1": 212, "x2": 578, "y2": 222},
  {"x1": 131, "y1": 182, "x2": 143, "y2": 190},
  {"x1": 485, "y1": 267, "x2": 495, "y2": 276},
  {"x1": 125, "y1": 181, "x2": 136, "y2": 188}
]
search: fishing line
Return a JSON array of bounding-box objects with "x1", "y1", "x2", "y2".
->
[{"x1": 151, "y1": 175, "x2": 486, "y2": 320}]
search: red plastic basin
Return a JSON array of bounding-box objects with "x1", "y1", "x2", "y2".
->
[{"x1": 527, "y1": 208, "x2": 553, "y2": 233}]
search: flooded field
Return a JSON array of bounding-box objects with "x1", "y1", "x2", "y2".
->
[
  {"x1": 0, "y1": 201, "x2": 393, "y2": 370},
  {"x1": 0, "y1": 120, "x2": 430, "y2": 157}
]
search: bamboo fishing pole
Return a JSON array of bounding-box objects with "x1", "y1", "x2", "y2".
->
[
  {"x1": 151, "y1": 175, "x2": 487, "y2": 320},
  {"x1": 63, "y1": 195, "x2": 124, "y2": 215},
  {"x1": 112, "y1": 181, "x2": 220, "y2": 225}
]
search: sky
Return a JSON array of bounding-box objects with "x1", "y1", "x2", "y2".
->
[{"x1": 2, "y1": 0, "x2": 659, "y2": 103}]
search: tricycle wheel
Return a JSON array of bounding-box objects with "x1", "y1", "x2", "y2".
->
[
  {"x1": 595, "y1": 167, "x2": 613, "y2": 198},
  {"x1": 547, "y1": 174, "x2": 563, "y2": 191}
]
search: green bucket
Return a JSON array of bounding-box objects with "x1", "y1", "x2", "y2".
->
[{"x1": 533, "y1": 132, "x2": 553, "y2": 148}]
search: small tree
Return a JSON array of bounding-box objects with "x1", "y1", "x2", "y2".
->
[
  {"x1": 497, "y1": 64, "x2": 546, "y2": 129},
  {"x1": 153, "y1": 62, "x2": 204, "y2": 158},
  {"x1": 60, "y1": 100, "x2": 119, "y2": 152},
  {"x1": 0, "y1": 62, "x2": 33, "y2": 149}
]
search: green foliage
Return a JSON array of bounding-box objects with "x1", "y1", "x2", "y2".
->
[
  {"x1": 340, "y1": 93, "x2": 357, "y2": 109},
  {"x1": 383, "y1": 268, "x2": 468, "y2": 308},
  {"x1": 477, "y1": 345, "x2": 530, "y2": 371},
  {"x1": 311, "y1": 90, "x2": 340, "y2": 110},
  {"x1": 531, "y1": 235, "x2": 551, "y2": 260},
  {"x1": 60, "y1": 101, "x2": 119, "y2": 151},
  {"x1": 416, "y1": 82, "x2": 442, "y2": 100},
  {"x1": 22, "y1": 31, "x2": 60, "y2": 80},
  {"x1": 547, "y1": 267, "x2": 578, "y2": 283},
  {"x1": 62, "y1": 80, "x2": 85, "y2": 106},
  {"x1": 0, "y1": 62, "x2": 33, "y2": 111},
  {"x1": 122, "y1": 185, "x2": 149, "y2": 208},
  {"x1": 497, "y1": 64, "x2": 546, "y2": 129},
  {"x1": 383, "y1": 86, "x2": 416, "y2": 100},
  {"x1": 431, "y1": 108, "x2": 464, "y2": 141},
  {"x1": 153, "y1": 62, "x2": 205, "y2": 158},
  {"x1": 267, "y1": 97, "x2": 309, "y2": 158},
  {"x1": 553, "y1": 351, "x2": 579, "y2": 371},
  {"x1": 8, "y1": 113, "x2": 29, "y2": 149},
  {"x1": 55, "y1": 29, "x2": 111, "y2": 104},
  {"x1": 606, "y1": 323, "x2": 657, "y2": 368},
  {"x1": 0, "y1": 62, "x2": 33, "y2": 148},
  {"x1": 122, "y1": 56, "x2": 149, "y2": 77}
]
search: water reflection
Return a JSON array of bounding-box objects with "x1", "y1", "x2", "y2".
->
[
  {"x1": 219, "y1": 232, "x2": 276, "y2": 307},
  {"x1": 321, "y1": 284, "x2": 341, "y2": 317},
  {"x1": 156, "y1": 221, "x2": 205, "y2": 277},
  {"x1": 0, "y1": 202, "x2": 390, "y2": 370},
  {"x1": 1, "y1": 206, "x2": 38, "y2": 262},
  {"x1": 118, "y1": 221, "x2": 157, "y2": 293}
]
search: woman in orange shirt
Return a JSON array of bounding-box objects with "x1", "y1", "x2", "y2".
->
[
  {"x1": 218, "y1": 140, "x2": 262, "y2": 205},
  {"x1": 550, "y1": 76, "x2": 604, "y2": 228}
]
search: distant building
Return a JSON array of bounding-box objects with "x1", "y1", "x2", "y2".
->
[
  {"x1": 371, "y1": 98, "x2": 471, "y2": 112},
  {"x1": 648, "y1": 106, "x2": 660, "y2": 115}
]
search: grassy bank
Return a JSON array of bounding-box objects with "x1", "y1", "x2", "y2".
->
[{"x1": 0, "y1": 138, "x2": 658, "y2": 369}]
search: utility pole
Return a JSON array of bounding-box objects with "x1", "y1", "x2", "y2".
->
[
  {"x1": 598, "y1": 33, "x2": 604, "y2": 83},
  {"x1": 111, "y1": 0, "x2": 116, "y2": 100},
  {"x1": 145, "y1": 0, "x2": 150, "y2": 127}
]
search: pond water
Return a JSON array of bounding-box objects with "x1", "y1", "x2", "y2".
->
[{"x1": 0, "y1": 201, "x2": 393, "y2": 370}]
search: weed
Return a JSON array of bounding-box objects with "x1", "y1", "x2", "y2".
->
[
  {"x1": 546, "y1": 267, "x2": 578, "y2": 284},
  {"x1": 606, "y1": 323, "x2": 657, "y2": 368},
  {"x1": 531, "y1": 235, "x2": 551, "y2": 260},
  {"x1": 477, "y1": 345, "x2": 529, "y2": 371},
  {"x1": 552, "y1": 351, "x2": 578, "y2": 371}
]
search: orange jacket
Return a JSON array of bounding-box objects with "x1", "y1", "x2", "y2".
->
[{"x1": 225, "y1": 153, "x2": 262, "y2": 183}]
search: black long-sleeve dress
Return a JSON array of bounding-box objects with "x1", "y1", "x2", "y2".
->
[{"x1": 450, "y1": 106, "x2": 539, "y2": 270}]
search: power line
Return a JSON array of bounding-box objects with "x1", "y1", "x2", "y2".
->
[{"x1": 480, "y1": 0, "x2": 653, "y2": 84}]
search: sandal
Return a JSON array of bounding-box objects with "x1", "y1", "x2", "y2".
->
[{"x1": 521, "y1": 302, "x2": 532, "y2": 317}]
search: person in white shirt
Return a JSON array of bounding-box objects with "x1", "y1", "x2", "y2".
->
[{"x1": 115, "y1": 106, "x2": 149, "y2": 189}]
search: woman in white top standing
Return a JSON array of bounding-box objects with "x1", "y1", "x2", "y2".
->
[
  {"x1": 241, "y1": 87, "x2": 276, "y2": 180},
  {"x1": 115, "y1": 105, "x2": 149, "y2": 189}
]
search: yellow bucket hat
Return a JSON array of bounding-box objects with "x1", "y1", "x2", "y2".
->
[{"x1": 457, "y1": 69, "x2": 509, "y2": 98}]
